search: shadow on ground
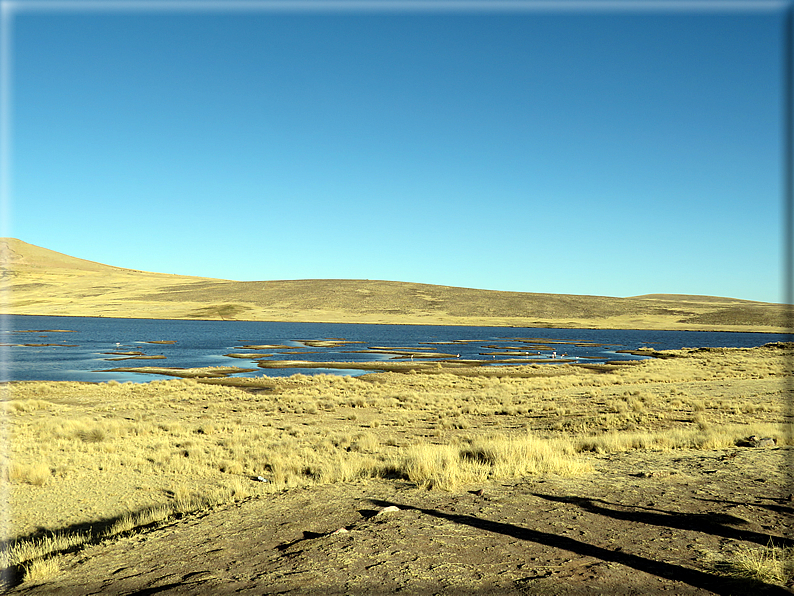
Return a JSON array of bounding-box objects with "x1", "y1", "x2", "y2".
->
[{"x1": 370, "y1": 498, "x2": 791, "y2": 596}]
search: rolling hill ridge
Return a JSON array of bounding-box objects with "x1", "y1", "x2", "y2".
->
[{"x1": 0, "y1": 238, "x2": 787, "y2": 331}]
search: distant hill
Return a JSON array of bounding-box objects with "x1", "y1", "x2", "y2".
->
[
  {"x1": 631, "y1": 293, "x2": 762, "y2": 304},
  {"x1": 0, "y1": 238, "x2": 788, "y2": 332},
  {"x1": 1, "y1": 238, "x2": 121, "y2": 272}
]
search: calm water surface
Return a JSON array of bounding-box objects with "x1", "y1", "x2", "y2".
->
[{"x1": 1, "y1": 315, "x2": 789, "y2": 383}]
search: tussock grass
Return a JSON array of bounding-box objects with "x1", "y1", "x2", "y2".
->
[
  {"x1": 714, "y1": 543, "x2": 794, "y2": 584},
  {"x1": 462, "y1": 434, "x2": 592, "y2": 478},
  {"x1": 575, "y1": 423, "x2": 791, "y2": 454},
  {"x1": 0, "y1": 531, "x2": 89, "y2": 569},
  {"x1": 7, "y1": 462, "x2": 51, "y2": 486},
  {"x1": 1, "y1": 399, "x2": 51, "y2": 414},
  {"x1": 2, "y1": 344, "x2": 789, "y2": 586},
  {"x1": 0, "y1": 530, "x2": 88, "y2": 587},
  {"x1": 20, "y1": 556, "x2": 60, "y2": 583},
  {"x1": 393, "y1": 433, "x2": 592, "y2": 490},
  {"x1": 394, "y1": 444, "x2": 486, "y2": 490}
]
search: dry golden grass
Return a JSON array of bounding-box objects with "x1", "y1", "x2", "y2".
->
[
  {"x1": 6, "y1": 462, "x2": 51, "y2": 487},
  {"x1": 0, "y1": 530, "x2": 87, "y2": 584},
  {"x1": 394, "y1": 434, "x2": 592, "y2": 491},
  {"x1": 1, "y1": 343, "x2": 789, "y2": 587},
  {"x1": 709, "y1": 542, "x2": 794, "y2": 585},
  {"x1": 575, "y1": 422, "x2": 791, "y2": 454},
  {"x1": 20, "y1": 556, "x2": 60, "y2": 584}
]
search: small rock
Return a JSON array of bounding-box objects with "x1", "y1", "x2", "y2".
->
[
  {"x1": 475, "y1": 489, "x2": 485, "y2": 497},
  {"x1": 376, "y1": 505, "x2": 400, "y2": 516},
  {"x1": 331, "y1": 527, "x2": 349, "y2": 535},
  {"x1": 254, "y1": 476, "x2": 269, "y2": 482}
]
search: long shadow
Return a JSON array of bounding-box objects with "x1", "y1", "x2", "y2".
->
[
  {"x1": 0, "y1": 499, "x2": 212, "y2": 591},
  {"x1": 1, "y1": 516, "x2": 117, "y2": 590},
  {"x1": 370, "y1": 499, "x2": 791, "y2": 596},
  {"x1": 533, "y1": 493, "x2": 794, "y2": 548},
  {"x1": 693, "y1": 496, "x2": 794, "y2": 517}
]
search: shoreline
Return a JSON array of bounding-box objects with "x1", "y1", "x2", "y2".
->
[{"x1": 3, "y1": 311, "x2": 789, "y2": 335}]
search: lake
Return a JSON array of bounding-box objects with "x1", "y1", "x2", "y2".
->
[{"x1": 1, "y1": 315, "x2": 789, "y2": 383}]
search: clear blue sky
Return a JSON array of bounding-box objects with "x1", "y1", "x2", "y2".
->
[{"x1": 3, "y1": 1, "x2": 787, "y2": 302}]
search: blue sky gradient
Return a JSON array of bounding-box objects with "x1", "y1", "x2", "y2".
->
[{"x1": 4, "y1": 2, "x2": 787, "y2": 302}]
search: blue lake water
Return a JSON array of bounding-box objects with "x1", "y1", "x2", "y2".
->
[{"x1": 1, "y1": 315, "x2": 790, "y2": 383}]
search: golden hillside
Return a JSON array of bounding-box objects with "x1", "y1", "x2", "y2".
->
[{"x1": 0, "y1": 238, "x2": 788, "y2": 331}]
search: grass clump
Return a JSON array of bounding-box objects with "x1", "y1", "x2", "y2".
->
[
  {"x1": 0, "y1": 530, "x2": 89, "y2": 588},
  {"x1": 392, "y1": 433, "x2": 591, "y2": 490},
  {"x1": 462, "y1": 434, "x2": 591, "y2": 478},
  {"x1": 0, "y1": 531, "x2": 89, "y2": 570},
  {"x1": 21, "y1": 556, "x2": 60, "y2": 584},
  {"x1": 575, "y1": 422, "x2": 791, "y2": 454},
  {"x1": 393, "y1": 444, "x2": 484, "y2": 490},
  {"x1": 8, "y1": 463, "x2": 51, "y2": 486},
  {"x1": 714, "y1": 542, "x2": 794, "y2": 585}
]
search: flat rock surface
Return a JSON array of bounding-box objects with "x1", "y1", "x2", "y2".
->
[{"x1": 9, "y1": 447, "x2": 793, "y2": 596}]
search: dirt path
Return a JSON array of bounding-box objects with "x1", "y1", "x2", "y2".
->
[{"x1": 9, "y1": 447, "x2": 792, "y2": 595}]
